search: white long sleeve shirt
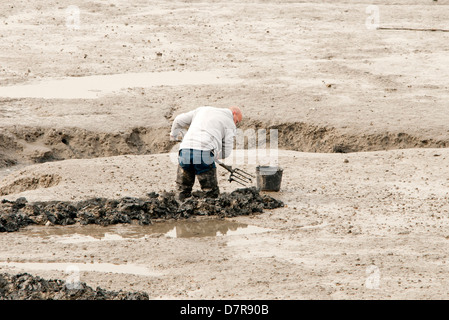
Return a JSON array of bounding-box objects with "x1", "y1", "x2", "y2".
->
[{"x1": 170, "y1": 106, "x2": 236, "y2": 159}]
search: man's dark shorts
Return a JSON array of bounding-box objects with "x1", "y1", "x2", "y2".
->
[{"x1": 178, "y1": 149, "x2": 216, "y2": 174}]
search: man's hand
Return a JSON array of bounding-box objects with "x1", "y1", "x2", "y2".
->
[{"x1": 170, "y1": 131, "x2": 184, "y2": 141}]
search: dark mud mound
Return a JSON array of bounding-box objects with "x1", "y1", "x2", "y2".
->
[
  {"x1": 0, "y1": 187, "x2": 284, "y2": 232},
  {"x1": 0, "y1": 272, "x2": 148, "y2": 300}
]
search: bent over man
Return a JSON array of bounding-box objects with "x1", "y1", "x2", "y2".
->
[{"x1": 170, "y1": 106, "x2": 242, "y2": 201}]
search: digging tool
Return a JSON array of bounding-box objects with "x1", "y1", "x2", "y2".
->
[{"x1": 216, "y1": 160, "x2": 255, "y2": 186}]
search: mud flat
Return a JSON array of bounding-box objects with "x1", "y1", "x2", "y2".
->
[
  {"x1": 1, "y1": 0, "x2": 449, "y2": 168},
  {"x1": 1, "y1": 0, "x2": 449, "y2": 300},
  {"x1": 0, "y1": 149, "x2": 449, "y2": 300}
]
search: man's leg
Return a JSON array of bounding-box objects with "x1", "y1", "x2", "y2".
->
[
  {"x1": 197, "y1": 167, "x2": 220, "y2": 198},
  {"x1": 176, "y1": 164, "x2": 195, "y2": 201}
]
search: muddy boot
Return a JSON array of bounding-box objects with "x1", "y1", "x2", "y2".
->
[
  {"x1": 197, "y1": 167, "x2": 220, "y2": 198},
  {"x1": 192, "y1": 190, "x2": 205, "y2": 198},
  {"x1": 176, "y1": 165, "x2": 195, "y2": 201}
]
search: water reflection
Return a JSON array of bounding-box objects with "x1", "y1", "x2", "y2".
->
[{"x1": 17, "y1": 219, "x2": 272, "y2": 243}]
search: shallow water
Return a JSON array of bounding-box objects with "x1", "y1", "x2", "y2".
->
[
  {"x1": 0, "y1": 71, "x2": 242, "y2": 99},
  {"x1": 16, "y1": 219, "x2": 272, "y2": 243},
  {"x1": 0, "y1": 220, "x2": 272, "y2": 277}
]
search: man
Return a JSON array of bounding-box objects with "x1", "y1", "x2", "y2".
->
[{"x1": 170, "y1": 106, "x2": 242, "y2": 201}]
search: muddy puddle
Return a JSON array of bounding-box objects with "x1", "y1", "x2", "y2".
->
[
  {"x1": 0, "y1": 71, "x2": 242, "y2": 99},
  {"x1": 15, "y1": 219, "x2": 273, "y2": 242},
  {"x1": 0, "y1": 219, "x2": 272, "y2": 280}
]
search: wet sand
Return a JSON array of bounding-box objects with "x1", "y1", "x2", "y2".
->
[{"x1": 1, "y1": 0, "x2": 449, "y2": 300}]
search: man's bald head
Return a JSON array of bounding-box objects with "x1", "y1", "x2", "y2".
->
[{"x1": 229, "y1": 106, "x2": 242, "y2": 125}]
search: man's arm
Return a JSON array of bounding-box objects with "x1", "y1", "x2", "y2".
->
[{"x1": 170, "y1": 109, "x2": 196, "y2": 141}]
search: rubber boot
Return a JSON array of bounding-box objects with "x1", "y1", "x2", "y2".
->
[
  {"x1": 176, "y1": 165, "x2": 195, "y2": 201},
  {"x1": 197, "y1": 167, "x2": 220, "y2": 198}
]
